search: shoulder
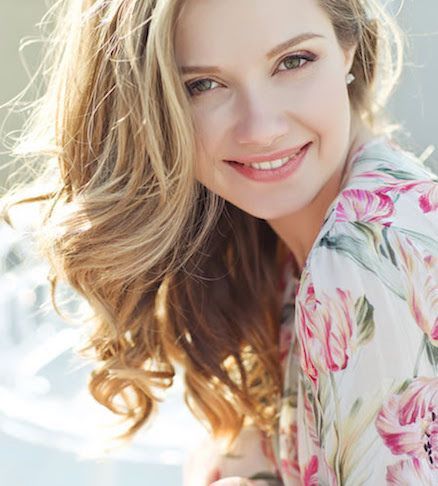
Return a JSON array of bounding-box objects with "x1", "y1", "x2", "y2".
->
[
  {"x1": 306, "y1": 138, "x2": 438, "y2": 280},
  {"x1": 345, "y1": 136, "x2": 438, "y2": 185},
  {"x1": 327, "y1": 136, "x2": 438, "y2": 229},
  {"x1": 296, "y1": 136, "x2": 438, "y2": 344},
  {"x1": 343, "y1": 137, "x2": 437, "y2": 221},
  {"x1": 312, "y1": 137, "x2": 438, "y2": 267}
]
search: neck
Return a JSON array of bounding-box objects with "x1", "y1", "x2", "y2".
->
[{"x1": 268, "y1": 117, "x2": 375, "y2": 278}]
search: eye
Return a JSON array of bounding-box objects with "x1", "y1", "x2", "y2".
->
[
  {"x1": 185, "y1": 78, "x2": 221, "y2": 97},
  {"x1": 276, "y1": 52, "x2": 317, "y2": 73},
  {"x1": 184, "y1": 52, "x2": 317, "y2": 97}
]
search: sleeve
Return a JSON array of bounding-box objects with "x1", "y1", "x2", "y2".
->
[{"x1": 292, "y1": 212, "x2": 438, "y2": 485}]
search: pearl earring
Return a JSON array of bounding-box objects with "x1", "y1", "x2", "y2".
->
[{"x1": 346, "y1": 73, "x2": 355, "y2": 85}]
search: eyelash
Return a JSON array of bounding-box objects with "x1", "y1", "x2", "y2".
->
[{"x1": 185, "y1": 52, "x2": 317, "y2": 97}]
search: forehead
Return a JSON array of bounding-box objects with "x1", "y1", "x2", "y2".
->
[{"x1": 174, "y1": 0, "x2": 335, "y2": 64}]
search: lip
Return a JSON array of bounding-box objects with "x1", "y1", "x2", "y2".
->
[
  {"x1": 225, "y1": 143, "x2": 309, "y2": 165},
  {"x1": 225, "y1": 142, "x2": 311, "y2": 183}
]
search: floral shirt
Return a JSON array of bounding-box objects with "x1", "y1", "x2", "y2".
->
[
  {"x1": 271, "y1": 136, "x2": 438, "y2": 485},
  {"x1": 202, "y1": 137, "x2": 438, "y2": 486}
]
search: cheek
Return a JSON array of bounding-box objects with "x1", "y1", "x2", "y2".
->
[{"x1": 288, "y1": 67, "x2": 350, "y2": 136}]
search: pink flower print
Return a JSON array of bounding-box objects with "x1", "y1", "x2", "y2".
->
[
  {"x1": 386, "y1": 457, "x2": 438, "y2": 485},
  {"x1": 429, "y1": 421, "x2": 438, "y2": 466},
  {"x1": 296, "y1": 281, "x2": 319, "y2": 384},
  {"x1": 417, "y1": 182, "x2": 438, "y2": 213},
  {"x1": 376, "y1": 179, "x2": 438, "y2": 214},
  {"x1": 279, "y1": 422, "x2": 300, "y2": 480},
  {"x1": 298, "y1": 308, "x2": 319, "y2": 384},
  {"x1": 375, "y1": 377, "x2": 438, "y2": 470},
  {"x1": 302, "y1": 454, "x2": 337, "y2": 486},
  {"x1": 298, "y1": 389, "x2": 337, "y2": 484},
  {"x1": 303, "y1": 455, "x2": 319, "y2": 486},
  {"x1": 335, "y1": 188, "x2": 395, "y2": 225},
  {"x1": 296, "y1": 276, "x2": 355, "y2": 384},
  {"x1": 390, "y1": 234, "x2": 438, "y2": 345}
]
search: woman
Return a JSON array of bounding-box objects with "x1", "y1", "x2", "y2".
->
[{"x1": 1, "y1": 0, "x2": 437, "y2": 484}]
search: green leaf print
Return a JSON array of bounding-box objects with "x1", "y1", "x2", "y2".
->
[
  {"x1": 425, "y1": 339, "x2": 438, "y2": 372},
  {"x1": 319, "y1": 230, "x2": 405, "y2": 300},
  {"x1": 391, "y1": 225, "x2": 438, "y2": 256},
  {"x1": 413, "y1": 334, "x2": 428, "y2": 378},
  {"x1": 351, "y1": 221, "x2": 384, "y2": 256},
  {"x1": 381, "y1": 226, "x2": 398, "y2": 267},
  {"x1": 355, "y1": 296, "x2": 375, "y2": 346},
  {"x1": 348, "y1": 398, "x2": 362, "y2": 417},
  {"x1": 395, "y1": 378, "x2": 413, "y2": 394},
  {"x1": 301, "y1": 372, "x2": 325, "y2": 442},
  {"x1": 378, "y1": 166, "x2": 429, "y2": 181}
]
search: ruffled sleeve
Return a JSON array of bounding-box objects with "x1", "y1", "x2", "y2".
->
[{"x1": 289, "y1": 175, "x2": 438, "y2": 484}]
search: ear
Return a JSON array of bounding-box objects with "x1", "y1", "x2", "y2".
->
[{"x1": 343, "y1": 43, "x2": 357, "y2": 74}]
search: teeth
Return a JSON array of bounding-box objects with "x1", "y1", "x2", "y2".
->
[
  {"x1": 229, "y1": 146, "x2": 307, "y2": 170},
  {"x1": 250, "y1": 155, "x2": 292, "y2": 170}
]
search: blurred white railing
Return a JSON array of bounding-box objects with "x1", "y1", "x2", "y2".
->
[{"x1": 0, "y1": 206, "x2": 207, "y2": 485}]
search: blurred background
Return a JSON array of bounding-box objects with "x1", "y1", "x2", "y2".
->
[{"x1": 0, "y1": 1, "x2": 437, "y2": 485}]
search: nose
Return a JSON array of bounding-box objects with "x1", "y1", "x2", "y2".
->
[{"x1": 233, "y1": 94, "x2": 289, "y2": 148}]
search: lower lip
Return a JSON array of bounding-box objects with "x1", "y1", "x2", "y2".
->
[{"x1": 225, "y1": 143, "x2": 311, "y2": 182}]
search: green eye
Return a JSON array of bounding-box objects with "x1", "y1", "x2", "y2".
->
[
  {"x1": 189, "y1": 79, "x2": 213, "y2": 93},
  {"x1": 279, "y1": 53, "x2": 316, "y2": 72},
  {"x1": 186, "y1": 79, "x2": 220, "y2": 97},
  {"x1": 284, "y1": 57, "x2": 303, "y2": 69}
]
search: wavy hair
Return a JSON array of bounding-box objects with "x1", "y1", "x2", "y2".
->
[{"x1": 0, "y1": 0, "x2": 404, "y2": 449}]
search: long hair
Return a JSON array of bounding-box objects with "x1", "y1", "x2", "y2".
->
[{"x1": 0, "y1": 0, "x2": 404, "y2": 449}]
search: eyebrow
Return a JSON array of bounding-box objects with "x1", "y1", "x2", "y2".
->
[{"x1": 179, "y1": 32, "x2": 325, "y2": 75}]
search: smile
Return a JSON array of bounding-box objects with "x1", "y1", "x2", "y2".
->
[
  {"x1": 226, "y1": 142, "x2": 309, "y2": 166},
  {"x1": 224, "y1": 142, "x2": 312, "y2": 183},
  {"x1": 238, "y1": 156, "x2": 294, "y2": 171}
]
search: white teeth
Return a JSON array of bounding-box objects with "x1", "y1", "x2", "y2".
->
[
  {"x1": 250, "y1": 155, "x2": 292, "y2": 170},
  {"x1": 229, "y1": 146, "x2": 307, "y2": 170}
]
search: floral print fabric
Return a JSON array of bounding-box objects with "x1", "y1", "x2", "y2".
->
[
  {"x1": 205, "y1": 137, "x2": 438, "y2": 485},
  {"x1": 273, "y1": 137, "x2": 438, "y2": 485}
]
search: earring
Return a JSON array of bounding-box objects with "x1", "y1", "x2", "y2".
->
[{"x1": 346, "y1": 73, "x2": 355, "y2": 85}]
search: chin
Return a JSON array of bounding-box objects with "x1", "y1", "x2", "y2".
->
[{"x1": 239, "y1": 203, "x2": 300, "y2": 221}]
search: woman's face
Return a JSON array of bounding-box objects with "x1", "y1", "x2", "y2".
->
[{"x1": 175, "y1": 0, "x2": 357, "y2": 220}]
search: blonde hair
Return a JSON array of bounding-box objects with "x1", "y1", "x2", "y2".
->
[{"x1": 0, "y1": 0, "x2": 404, "y2": 449}]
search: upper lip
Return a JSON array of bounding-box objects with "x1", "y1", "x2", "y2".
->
[{"x1": 226, "y1": 142, "x2": 310, "y2": 165}]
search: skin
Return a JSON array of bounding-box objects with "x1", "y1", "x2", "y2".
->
[{"x1": 175, "y1": 0, "x2": 375, "y2": 278}]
